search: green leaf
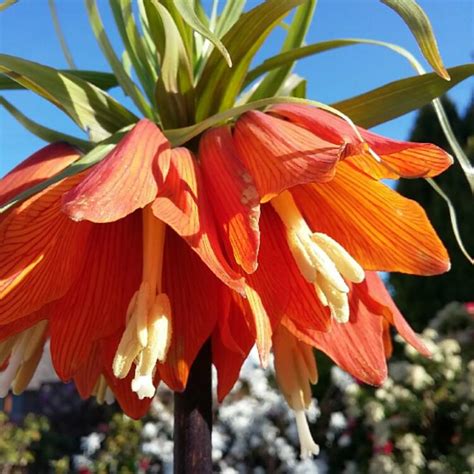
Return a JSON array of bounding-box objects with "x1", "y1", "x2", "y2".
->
[
  {"x1": 249, "y1": 0, "x2": 316, "y2": 101},
  {"x1": 215, "y1": 0, "x2": 246, "y2": 38},
  {"x1": 0, "y1": 96, "x2": 91, "y2": 150},
  {"x1": 334, "y1": 64, "x2": 474, "y2": 129},
  {"x1": 145, "y1": 0, "x2": 194, "y2": 128},
  {"x1": 86, "y1": 0, "x2": 153, "y2": 118},
  {"x1": 381, "y1": 0, "x2": 450, "y2": 80},
  {"x1": 48, "y1": 0, "x2": 76, "y2": 69},
  {"x1": 173, "y1": 0, "x2": 232, "y2": 67},
  {"x1": 0, "y1": 70, "x2": 119, "y2": 91},
  {"x1": 109, "y1": 0, "x2": 157, "y2": 101},
  {"x1": 196, "y1": 0, "x2": 304, "y2": 121},
  {"x1": 0, "y1": 128, "x2": 130, "y2": 214},
  {"x1": 0, "y1": 54, "x2": 137, "y2": 141}
]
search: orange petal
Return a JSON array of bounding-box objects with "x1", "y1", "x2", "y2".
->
[
  {"x1": 0, "y1": 308, "x2": 47, "y2": 343},
  {"x1": 0, "y1": 175, "x2": 92, "y2": 325},
  {"x1": 360, "y1": 272, "x2": 431, "y2": 357},
  {"x1": 292, "y1": 162, "x2": 450, "y2": 275},
  {"x1": 152, "y1": 147, "x2": 244, "y2": 293},
  {"x1": 200, "y1": 126, "x2": 261, "y2": 274},
  {"x1": 212, "y1": 296, "x2": 254, "y2": 402},
  {"x1": 0, "y1": 143, "x2": 80, "y2": 205},
  {"x1": 158, "y1": 230, "x2": 224, "y2": 391},
  {"x1": 233, "y1": 110, "x2": 339, "y2": 202},
  {"x1": 271, "y1": 103, "x2": 452, "y2": 179},
  {"x1": 63, "y1": 119, "x2": 170, "y2": 223},
  {"x1": 286, "y1": 285, "x2": 388, "y2": 385},
  {"x1": 50, "y1": 213, "x2": 142, "y2": 380},
  {"x1": 73, "y1": 343, "x2": 103, "y2": 399}
]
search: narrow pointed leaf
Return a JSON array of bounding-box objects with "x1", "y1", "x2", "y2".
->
[
  {"x1": 334, "y1": 64, "x2": 474, "y2": 128},
  {"x1": 249, "y1": 0, "x2": 316, "y2": 101},
  {"x1": 109, "y1": 0, "x2": 157, "y2": 101},
  {"x1": 0, "y1": 54, "x2": 137, "y2": 140},
  {"x1": 0, "y1": 0, "x2": 17, "y2": 11},
  {"x1": 85, "y1": 0, "x2": 153, "y2": 118},
  {"x1": 48, "y1": 0, "x2": 77, "y2": 69},
  {"x1": 215, "y1": 0, "x2": 246, "y2": 38},
  {"x1": 173, "y1": 0, "x2": 232, "y2": 67},
  {"x1": 196, "y1": 0, "x2": 303, "y2": 121},
  {"x1": 381, "y1": 0, "x2": 450, "y2": 80},
  {"x1": 0, "y1": 70, "x2": 119, "y2": 91},
  {"x1": 0, "y1": 96, "x2": 91, "y2": 150}
]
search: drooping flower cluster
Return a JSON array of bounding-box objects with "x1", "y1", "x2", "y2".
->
[{"x1": 0, "y1": 103, "x2": 451, "y2": 454}]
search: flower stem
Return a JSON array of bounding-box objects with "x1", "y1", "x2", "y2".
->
[{"x1": 173, "y1": 339, "x2": 212, "y2": 473}]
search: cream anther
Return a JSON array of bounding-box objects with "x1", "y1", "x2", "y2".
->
[{"x1": 271, "y1": 191, "x2": 365, "y2": 324}]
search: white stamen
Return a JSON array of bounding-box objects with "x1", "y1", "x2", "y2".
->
[
  {"x1": 271, "y1": 191, "x2": 365, "y2": 325},
  {"x1": 295, "y1": 410, "x2": 320, "y2": 459},
  {"x1": 312, "y1": 233, "x2": 365, "y2": 283}
]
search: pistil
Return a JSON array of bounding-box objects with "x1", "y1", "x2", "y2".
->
[
  {"x1": 113, "y1": 206, "x2": 172, "y2": 400},
  {"x1": 271, "y1": 191, "x2": 364, "y2": 323},
  {"x1": 273, "y1": 326, "x2": 319, "y2": 458}
]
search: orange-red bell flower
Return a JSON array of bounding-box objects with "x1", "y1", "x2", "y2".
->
[{"x1": 0, "y1": 104, "x2": 451, "y2": 453}]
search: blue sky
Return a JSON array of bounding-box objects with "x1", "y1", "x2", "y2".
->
[{"x1": 0, "y1": 0, "x2": 473, "y2": 176}]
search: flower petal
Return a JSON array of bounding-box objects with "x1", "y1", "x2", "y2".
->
[
  {"x1": 0, "y1": 309, "x2": 47, "y2": 343},
  {"x1": 360, "y1": 272, "x2": 431, "y2": 357},
  {"x1": 73, "y1": 343, "x2": 103, "y2": 399},
  {"x1": 271, "y1": 104, "x2": 452, "y2": 179},
  {"x1": 50, "y1": 213, "x2": 142, "y2": 380},
  {"x1": 0, "y1": 175, "x2": 92, "y2": 325},
  {"x1": 63, "y1": 119, "x2": 170, "y2": 223},
  {"x1": 233, "y1": 111, "x2": 339, "y2": 202},
  {"x1": 286, "y1": 284, "x2": 388, "y2": 385},
  {"x1": 158, "y1": 230, "x2": 224, "y2": 391},
  {"x1": 200, "y1": 126, "x2": 261, "y2": 274},
  {"x1": 152, "y1": 147, "x2": 244, "y2": 293},
  {"x1": 212, "y1": 296, "x2": 254, "y2": 402},
  {"x1": 292, "y1": 162, "x2": 450, "y2": 275},
  {"x1": 0, "y1": 143, "x2": 80, "y2": 205}
]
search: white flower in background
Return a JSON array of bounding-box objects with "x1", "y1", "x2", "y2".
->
[
  {"x1": 142, "y1": 422, "x2": 158, "y2": 440},
  {"x1": 364, "y1": 400, "x2": 385, "y2": 425},
  {"x1": 406, "y1": 365, "x2": 434, "y2": 391},
  {"x1": 80, "y1": 432, "x2": 104, "y2": 457},
  {"x1": 331, "y1": 367, "x2": 355, "y2": 391},
  {"x1": 396, "y1": 434, "x2": 425, "y2": 470},
  {"x1": 369, "y1": 454, "x2": 399, "y2": 474}
]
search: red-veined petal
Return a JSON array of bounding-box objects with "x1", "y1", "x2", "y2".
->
[
  {"x1": 158, "y1": 230, "x2": 224, "y2": 391},
  {"x1": 292, "y1": 162, "x2": 450, "y2": 275},
  {"x1": 63, "y1": 119, "x2": 170, "y2": 223},
  {"x1": 50, "y1": 213, "x2": 142, "y2": 380},
  {"x1": 271, "y1": 103, "x2": 452, "y2": 179},
  {"x1": 200, "y1": 126, "x2": 260, "y2": 274},
  {"x1": 0, "y1": 175, "x2": 92, "y2": 325},
  {"x1": 284, "y1": 284, "x2": 388, "y2": 385},
  {"x1": 360, "y1": 272, "x2": 431, "y2": 357},
  {"x1": 152, "y1": 147, "x2": 244, "y2": 293},
  {"x1": 233, "y1": 111, "x2": 339, "y2": 202},
  {"x1": 0, "y1": 143, "x2": 80, "y2": 205},
  {"x1": 212, "y1": 296, "x2": 254, "y2": 402}
]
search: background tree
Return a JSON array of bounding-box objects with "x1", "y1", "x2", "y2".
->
[{"x1": 389, "y1": 96, "x2": 474, "y2": 330}]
